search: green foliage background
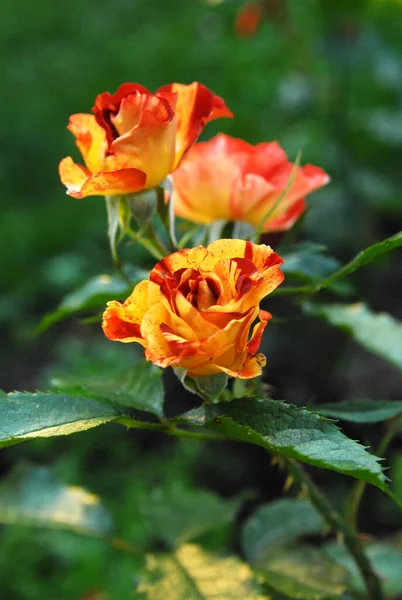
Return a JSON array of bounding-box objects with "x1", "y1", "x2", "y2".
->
[{"x1": 1, "y1": 0, "x2": 402, "y2": 598}]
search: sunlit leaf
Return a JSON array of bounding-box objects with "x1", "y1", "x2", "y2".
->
[
  {"x1": 178, "y1": 398, "x2": 388, "y2": 492},
  {"x1": 52, "y1": 361, "x2": 164, "y2": 417},
  {"x1": 313, "y1": 400, "x2": 402, "y2": 423},
  {"x1": 0, "y1": 464, "x2": 113, "y2": 535},
  {"x1": 305, "y1": 302, "x2": 402, "y2": 371},
  {"x1": 0, "y1": 391, "x2": 120, "y2": 448},
  {"x1": 242, "y1": 499, "x2": 324, "y2": 564},
  {"x1": 137, "y1": 543, "x2": 271, "y2": 599},
  {"x1": 258, "y1": 546, "x2": 348, "y2": 600}
]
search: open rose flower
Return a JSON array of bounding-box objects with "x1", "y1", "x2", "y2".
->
[
  {"x1": 102, "y1": 239, "x2": 284, "y2": 379},
  {"x1": 59, "y1": 83, "x2": 233, "y2": 199},
  {"x1": 171, "y1": 133, "x2": 329, "y2": 232}
]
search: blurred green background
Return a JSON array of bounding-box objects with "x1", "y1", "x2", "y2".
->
[{"x1": 1, "y1": 0, "x2": 402, "y2": 598}]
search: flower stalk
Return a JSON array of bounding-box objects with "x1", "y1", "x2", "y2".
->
[
  {"x1": 344, "y1": 418, "x2": 401, "y2": 531},
  {"x1": 285, "y1": 458, "x2": 384, "y2": 600}
]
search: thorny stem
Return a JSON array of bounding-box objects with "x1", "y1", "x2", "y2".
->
[
  {"x1": 116, "y1": 415, "x2": 385, "y2": 599},
  {"x1": 286, "y1": 459, "x2": 384, "y2": 600},
  {"x1": 345, "y1": 421, "x2": 399, "y2": 531},
  {"x1": 271, "y1": 284, "x2": 318, "y2": 296},
  {"x1": 114, "y1": 413, "x2": 386, "y2": 600},
  {"x1": 116, "y1": 416, "x2": 227, "y2": 442},
  {"x1": 109, "y1": 536, "x2": 143, "y2": 555}
]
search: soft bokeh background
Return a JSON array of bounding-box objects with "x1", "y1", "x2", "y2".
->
[{"x1": 1, "y1": 0, "x2": 402, "y2": 598}]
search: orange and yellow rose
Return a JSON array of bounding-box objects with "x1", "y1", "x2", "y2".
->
[
  {"x1": 102, "y1": 239, "x2": 284, "y2": 379},
  {"x1": 59, "y1": 82, "x2": 233, "y2": 199},
  {"x1": 171, "y1": 133, "x2": 329, "y2": 232}
]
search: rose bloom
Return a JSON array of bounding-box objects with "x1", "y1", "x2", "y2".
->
[
  {"x1": 59, "y1": 83, "x2": 232, "y2": 199},
  {"x1": 171, "y1": 133, "x2": 330, "y2": 232},
  {"x1": 102, "y1": 239, "x2": 284, "y2": 379},
  {"x1": 235, "y1": 2, "x2": 263, "y2": 37}
]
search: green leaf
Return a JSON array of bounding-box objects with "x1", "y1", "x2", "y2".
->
[
  {"x1": 281, "y1": 243, "x2": 341, "y2": 283},
  {"x1": 321, "y1": 229, "x2": 402, "y2": 288},
  {"x1": 194, "y1": 373, "x2": 229, "y2": 403},
  {"x1": 174, "y1": 368, "x2": 228, "y2": 403},
  {"x1": 178, "y1": 398, "x2": 388, "y2": 492},
  {"x1": 0, "y1": 464, "x2": 113, "y2": 535},
  {"x1": 52, "y1": 360, "x2": 165, "y2": 418},
  {"x1": 306, "y1": 302, "x2": 402, "y2": 371},
  {"x1": 326, "y1": 541, "x2": 402, "y2": 598},
  {"x1": 232, "y1": 377, "x2": 264, "y2": 399},
  {"x1": 277, "y1": 231, "x2": 402, "y2": 296},
  {"x1": 37, "y1": 268, "x2": 147, "y2": 332},
  {"x1": 313, "y1": 400, "x2": 402, "y2": 423},
  {"x1": 242, "y1": 499, "x2": 325, "y2": 564},
  {"x1": 137, "y1": 543, "x2": 272, "y2": 599},
  {"x1": 258, "y1": 546, "x2": 348, "y2": 600},
  {"x1": 139, "y1": 483, "x2": 242, "y2": 547},
  {"x1": 174, "y1": 367, "x2": 202, "y2": 395},
  {"x1": 0, "y1": 391, "x2": 120, "y2": 447}
]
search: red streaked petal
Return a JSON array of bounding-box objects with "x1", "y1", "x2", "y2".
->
[
  {"x1": 92, "y1": 83, "x2": 153, "y2": 145},
  {"x1": 246, "y1": 141, "x2": 288, "y2": 178},
  {"x1": 171, "y1": 149, "x2": 242, "y2": 224},
  {"x1": 102, "y1": 301, "x2": 145, "y2": 345},
  {"x1": 111, "y1": 93, "x2": 174, "y2": 136},
  {"x1": 157, "y1": 82, "x2": 233, "y2": 168},
  {"x1": 301, "y1": 163, "x2": 331, "y2": 189},
  {"x1": 204, "y1": 239, "x2": 283, "y2": 273},
  {"x1": 171, "y1": 133, "x2": 329, "y2": 233},
  {"x1": 150, "y1": 247, "x2": 209, "y2": 284},
  {"x1": 111, "y1": 97, "x2": 177, "y2": 189},
  {"x1": 67, "y1": 113, "x2": 107, "y2": 173},
  {"x1": 93, "y1": 83, "x2": 151, "y2": 116},
  {"x1": 78, "y1": 168, "x2": 146, "y2": 198},
  {"x1": 141, "y1": 303, "x2": 177, "y2": 367},
  {"x1": 59, "y1": 157, "x2": 91, "y2": 198},
  {"x1": 101, "y1": 280, "x2": 158, "y2": 345},
  {"x1": 59, "y1": 157, "x2": 146, "y2": 198},
  {"x1": 247, "y1": 310, "x2": 271, "y2": 355},
  {"x1": 231, "y1": 172, "x2": 277, "y2": 222},
  {"x1": 262, "y1": 197, "x2": 306, "y2": 232}
]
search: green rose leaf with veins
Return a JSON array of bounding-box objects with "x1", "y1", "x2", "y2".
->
[{"x1": 177, "y1": 398, "x2": 389, "y2": 493}]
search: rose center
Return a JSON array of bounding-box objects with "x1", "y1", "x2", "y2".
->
[
  {"x1": 178, "y1": 274, "x2": 219, "y2": 311},
  {"x1": 102, "y1": 108, "x2": 120, "y2": 143}
]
